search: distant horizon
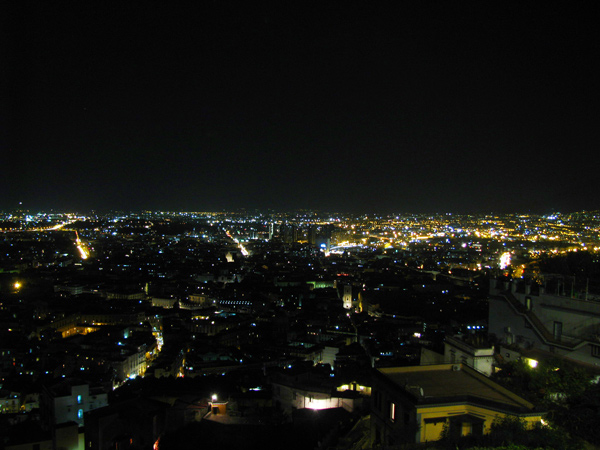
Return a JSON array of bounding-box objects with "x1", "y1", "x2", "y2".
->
[{"x1": 3, "y1": 204, "x2": 599, "y2": 217}]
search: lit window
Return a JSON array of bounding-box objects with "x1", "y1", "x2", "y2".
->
[
  {"x1": 390, "y1": 402, "x2": 396, "y2": 422},
  {"x1": 78, "y1": 409, "x2": 84, "y2": 419},
  {"x1": 77, "y1": 395, "x2": 83, "y2": 404}
]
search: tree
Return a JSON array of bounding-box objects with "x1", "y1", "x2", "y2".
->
[
  {"x1": 553, "y1": 381, "x2": 600, "y2": 446},
  {"x1": 492, "y1": 358, "x2": 593, "y2": 409},
  {"x1": 437, "y1": 416, "x2": 581, "y2": 450}
]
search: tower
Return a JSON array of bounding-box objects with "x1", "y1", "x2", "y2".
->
[{"x1": 343, "y1": 285, "x2": 353, "y2": 310}]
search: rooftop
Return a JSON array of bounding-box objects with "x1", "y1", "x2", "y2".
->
[{"x1": 377, "y1": 364, "x2": 537, "y2": 412}]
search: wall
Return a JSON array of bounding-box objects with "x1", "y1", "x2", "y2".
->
[{"x1": 417, "y1": 403, "x2": 542, "y2": 443}]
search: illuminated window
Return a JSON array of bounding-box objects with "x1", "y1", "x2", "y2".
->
[
  {"x1": 389, "y1": 402, "x2": 396, "y2": 422},
  {"x1": 78, "y1": 409, "x2": 84, "y2": 419},
  {"x1": 77, "y1": 395, "x2": 83, "y2": 404}
]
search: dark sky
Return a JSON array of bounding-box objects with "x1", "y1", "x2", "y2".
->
[{"x1": 5, "y1": 3, "x2": 600, "y2": 214}]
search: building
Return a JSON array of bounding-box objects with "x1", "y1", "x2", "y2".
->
[
  {"x1": 151, "y1": 297, "x2": 178, "y2": 309},
  {"x1": 85, "y1": 398, "x2": 169, "y2": 450},
  {"x1": 371, "y1": 364, "x2": 544, "y2": 446},
  {"x1": 443, "y1": 336, "x2": 494, "y2": 376},
  {"x1": 489, "y1": 278, "x2": 600, "y2": 367},
  {"x1": 188, "y1": 293, "x2": 210, "y2": 306},
  {"x1": 420, "y1": 335, "x2": 495, "y2": 377},
  {"x1": 41, "y1": 380, "x2": 108, "y2": 428},
  {"x1": 4, "y1": 422, "x2": 81, "y2": 450},
  {"x1": 54, "y1": 283, "x2": 85, "y2": 296},
  {"x1": 343, "y1": 285, "x2": 353, "y2": 310},
  {"x1": 272, "y1": 368, "x2": 367, "y2": 416}
]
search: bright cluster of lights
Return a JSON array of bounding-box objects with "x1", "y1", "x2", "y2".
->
[{"x1": 499, "y1": 252, "x2": 511, "y2": 270}]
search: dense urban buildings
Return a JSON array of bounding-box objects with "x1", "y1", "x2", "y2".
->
[{"x1": 1, "y1": 209, "x2": 599, "y2": 449}]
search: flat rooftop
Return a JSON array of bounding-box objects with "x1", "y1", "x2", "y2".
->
[{"x1": 377, "y1": 364, "x2": 535, "y2": 411}]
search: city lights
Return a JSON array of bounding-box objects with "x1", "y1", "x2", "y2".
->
[
  {"x1": 1, "y1": 207, "x2": 600, "y2": 447},
  {"x1": 499, "y1": 252, "x2": 511, "y2": 270}
]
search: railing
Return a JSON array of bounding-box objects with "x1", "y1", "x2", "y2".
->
[{"x1": 502, "y1": 292, "x2": 583, "y2": 350}]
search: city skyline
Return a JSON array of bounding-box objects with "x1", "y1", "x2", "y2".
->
[{"x1": 6, "y1": 4, "x2": 599, "y2": 214}]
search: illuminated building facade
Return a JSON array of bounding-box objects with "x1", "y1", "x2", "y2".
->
[
  {"x1": 343, "y1": 285, "x2": 353, "y2": 310},
  {"x1": 371, "y1": 365, "x2": 544, "y2": 446}
]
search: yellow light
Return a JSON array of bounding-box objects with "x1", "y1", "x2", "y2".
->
[
  {"x1": 77, "y1": 244, "x2": 89, "y2": 259},
  {"x1": 527, "y1": 358, "x2": 538, "y2": 369},
  {"x1": 14, "y1": 282, "x2": 22, "y2": 290}
]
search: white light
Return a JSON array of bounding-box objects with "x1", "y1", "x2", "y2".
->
[
  {"x1": 527, "y1": 359, "x2": 538, "y2": 369},
  {"x1": 306, "y1": 398, "x2": 330, "y2": 410},
  {"x1": 499, "y1": 252, "x2": 511, "y2": 270}
]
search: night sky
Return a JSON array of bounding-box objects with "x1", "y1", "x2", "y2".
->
[{"x1": 5, "y1": 3, "x2": 600, "y2": 214}]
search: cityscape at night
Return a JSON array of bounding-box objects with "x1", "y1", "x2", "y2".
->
[
  {"x1": 1, "y1": 208, "x2": 600, "y2": 449},
  {"x1": 5, "y1": 2, "x2": 600, "y2": 449}
]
